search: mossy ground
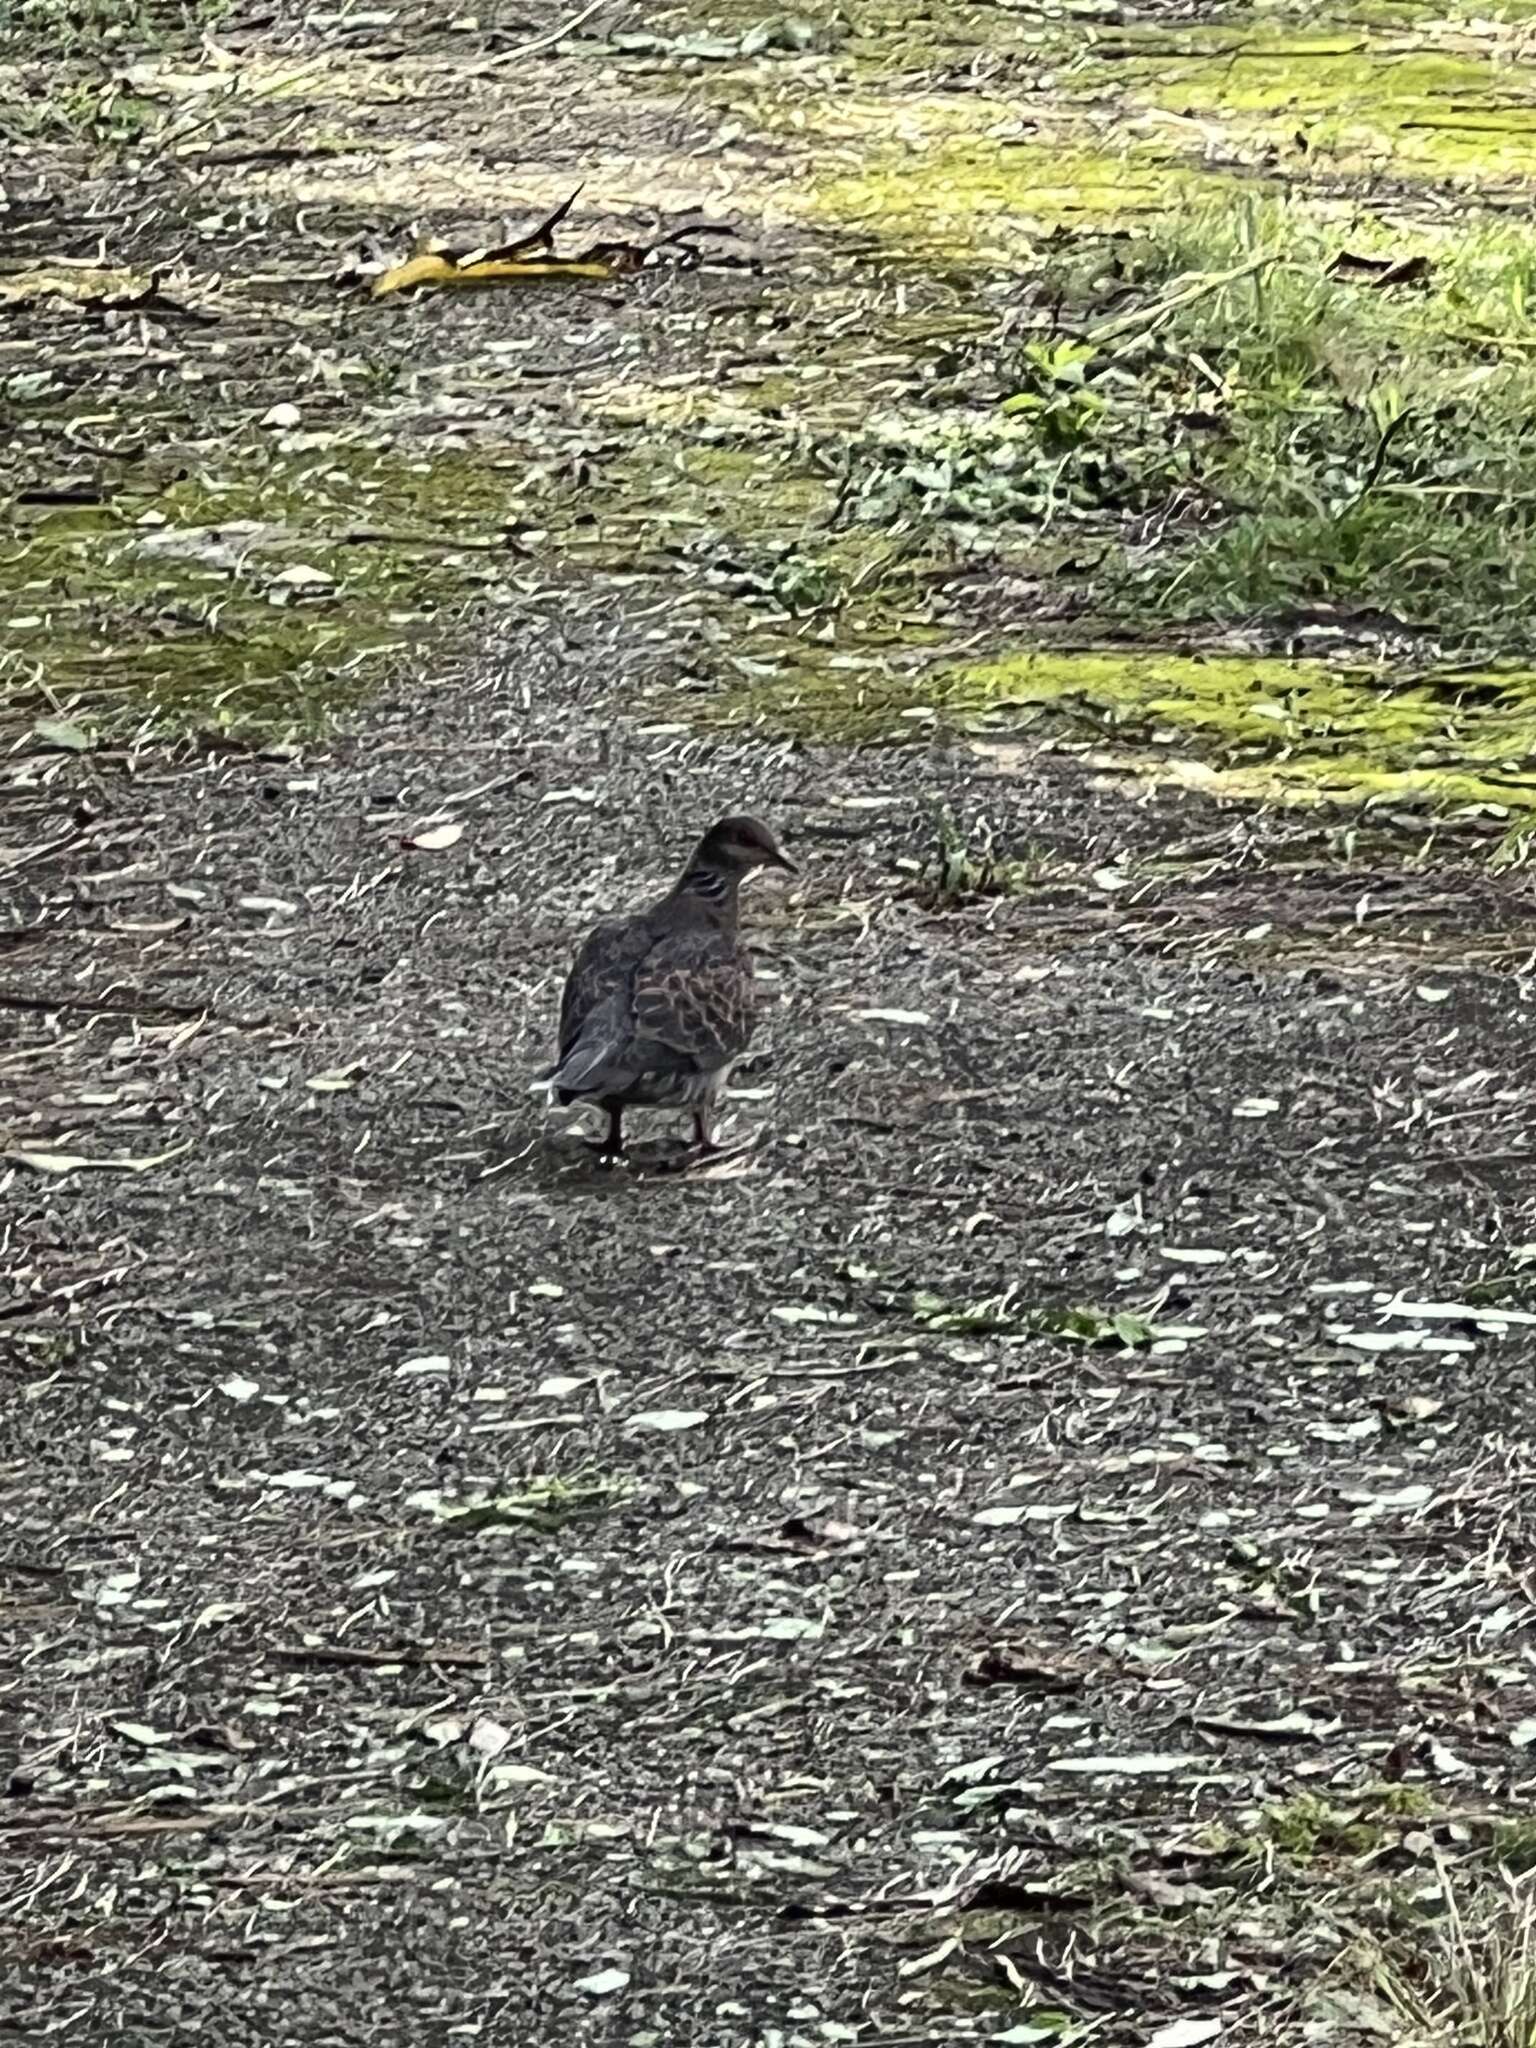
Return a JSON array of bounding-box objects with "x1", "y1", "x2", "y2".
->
[
  {"x1": 6, "y1": 442, "x2": 527, "y2": 738},
  {"x1": 716, "y1": 646, "x2": 1536, "y2": 810},
  {"x1": 7, "y1": 0, "x2": 1536, "y2": 805}
]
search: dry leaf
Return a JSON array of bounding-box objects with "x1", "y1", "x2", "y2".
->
[
  {"x1": 624, "y1": 1409, "x2": 710, "y2": 1433},
  {"x1": 0, "y1": 265, "x2": 147, "y2": 306},
  {"x1": 1195, "y1": 1708, "x2": 1338, "y2": 1740},
  {"x1": 467, "y1": 1715, "x2": 511, "y2": 1758},
  {"x1": 7, "y1": 1139, "x2": 195, "y2": 1177},
  {"x1": 1327, "y1": 249, "x2": 1431, "y2": 289},
  {"x1": 405, "y1": 820, "x2": 465, "y2": 851},
  {"x1": 573, "y1": 1968, "x2": 630, "y2": 1997},
  {"x1": 1047, "y1": 1753, "x2": 1197, "y2": 1775},
  {"x1": 372, "y1": 251, "x2": 617, "y2": 298},
  {"x1": 1149, "y1": 2022, "x2": 1224, "y2": 2048},
  {"x1": 110, "y1": 1721, "x2": 168, "y2": 1747}
]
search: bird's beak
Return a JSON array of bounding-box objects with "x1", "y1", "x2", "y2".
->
[{"x1": 768, "y1": 845, "x2": 797, "y2": 876}]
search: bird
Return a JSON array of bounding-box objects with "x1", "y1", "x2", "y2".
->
[{"x1": 540, "y1": 814, "x2": 796, "y2": 1163}]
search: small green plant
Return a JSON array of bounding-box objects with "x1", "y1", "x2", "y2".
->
[
  {"x1": 1494, "y1": 1823, "x2": 1536, "y2": 1878},
  {"x1": 407, "y1": 1471, "x2": 633, "y2": 1534},
  {"x1": 1489, "y1": 821, "x2": 1536, "y2": 874},
  {"x1": 1001, "y1": 339, "x2": 1107, "y2": 453},
  {"x1": 14, "y1": 0, "x2": 229, "y2": 50},
  {"x1": 1263, "y1": 1793, "x2": 1388, "y2": 1860},
  {"x1": 912, "y1": 1288, "x2": 1155, "y2": 1348},
  {"x1": 918, "y1": 806, "x2": 1049, "y2": 904}
]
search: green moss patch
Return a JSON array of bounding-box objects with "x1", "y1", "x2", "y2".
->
[
  {"x1": 5, "y1": 444, "x2": 525, "y2": 740},
  {"x1": 813, "y1": 133, "x2": 1241, "y2": 253},
  {"x1": 710, "y1": 644, "x2": 1536, "y2": 808},
  {"x1": 1091, "y1": 21, "x2": 1536, "y2": 180},
  {"x1": 951, "y1": 648, "x2": 1536, "y2": 807}
]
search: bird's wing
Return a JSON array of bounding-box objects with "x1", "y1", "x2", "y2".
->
[
  {"x1": 548, "y1": 926, "x2": 753, "y2": 1097},
  {"x1": 555, "y1": 916, "x2": 648, "y2": 1065},
  {"x1": 630, "y1": 927, "x2": 755, "y2": 1075}
]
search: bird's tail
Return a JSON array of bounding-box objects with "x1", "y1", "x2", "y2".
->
[{"x1": 543, "y1": 1039, "x2": 620, "y2": 1097}]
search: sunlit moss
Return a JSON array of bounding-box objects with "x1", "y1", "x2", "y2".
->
[
  {"x1": 1089, "y1": 19, "x2": 1536, "y2": 180},
  {"x1": 810, "y1": 124, "x2": 1244, "y2": 252},
  {"x1": 781, "y1": 13, "x2": 1536, "y2": 256},
  {"x1": 3, "y1": 443, "x2": 524, "y2": 738},
  {"x1": 706, "y1": 643, "x2": 1536, "y2": 807}
]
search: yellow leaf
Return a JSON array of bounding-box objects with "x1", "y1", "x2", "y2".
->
[{"x1": 370, "y1": 252, "x2": 614, "y2": 298}]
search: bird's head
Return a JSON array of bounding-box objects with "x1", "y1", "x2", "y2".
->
[{"x1": 697, "y1": 814, "x2": 797, "y2": 878}]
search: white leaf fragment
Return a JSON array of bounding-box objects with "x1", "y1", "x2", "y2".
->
[
  {"x1": 110, "y1": 1721, "x2": 167, "y2": 1747},
  {"x1": 467, "y1": 1715, "x2": 511, "y2": 1758},
  {"x1": 1382, "y1": 1296, "x2": 1536, "y2": 1328},
  {"x1": 574, "y1": 1968, "x2": 630, "y2": 1998},
  {"x1": 406, "y1": 819, "x2": 464, "y2": 851},
  {"x1": 396, "y1": 1355, "x2": 451, "y2": 1378},
  {"x1": 973, "y1": 1502, "x2": 1074, "y2": 1527},
  {"x1": 7, "y1": 1140, "x2": 194, "y2": 1176},
  {"x1": 1430, "y1": 1740, "x2": 1474, "y2": 1778},
  {"x1": 853, "y1": 1008, "x2": 930, "y2": 1026},
  {"x1": 487, "y1": 1761, "x2": 552, "y2": 1788},
  {"x1": 1196, "y1": 1708, "x2": 1338, "y2": 1740}
]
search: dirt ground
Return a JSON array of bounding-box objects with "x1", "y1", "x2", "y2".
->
[{"x1": 7, "y1": 5, "x2": 1536, "y2": 2045}]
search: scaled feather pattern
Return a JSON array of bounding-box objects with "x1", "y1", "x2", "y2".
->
[{"x1": 542, "y1": 814, "x2": 794, "y2": 1156}]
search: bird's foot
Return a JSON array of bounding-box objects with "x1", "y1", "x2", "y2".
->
[
  {"x1": 582, "y1": 1138, "x2": 627, "y2": 1169},
  {"x1": 652, "y1": 1124, "x2": 757, "y2": 1174}
]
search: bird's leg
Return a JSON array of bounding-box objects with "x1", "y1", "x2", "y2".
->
[
  {"x1": 690, "y1": 1106, "x2": 718, "y2": 1153},
  {"x1": 584, "y1": 1101, "x2": 626, "y2": 1165}
]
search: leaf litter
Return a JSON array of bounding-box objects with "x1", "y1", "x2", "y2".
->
[{"x1": 7, "y1": 3, "x2": 1536, "y2": 2046}]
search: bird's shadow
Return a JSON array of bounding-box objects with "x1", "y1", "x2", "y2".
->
[{"x1": 469, "y1": 1119, "x2": 761, "y2": 1191}]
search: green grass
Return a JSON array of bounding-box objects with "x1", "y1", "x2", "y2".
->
[
  {"x1": 1111, "y1": 200, "x2": 1536, "y2": 643},
  {"x1": 822, "y1": 190, "x2": 1536, "y2": 660},
  {"x1": 1, "y1": 3, "x2": 235, "y2": 146},
  {"x1": 915, "y1": 805, "x2": 1057, "y2": 905}
]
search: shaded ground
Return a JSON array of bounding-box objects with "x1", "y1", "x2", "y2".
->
[{"x1": 7, "y1": 4, "x2": 1536, "y2": 2045}]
